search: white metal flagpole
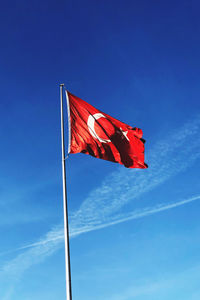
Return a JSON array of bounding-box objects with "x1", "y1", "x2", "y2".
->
[{"x1": 60, "y1": 83, "x2": 72, "y2": 300}]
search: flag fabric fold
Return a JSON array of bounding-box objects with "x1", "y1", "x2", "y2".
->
[{"x1": 66, "y1": 91, "x2": 148, "y2": 169}]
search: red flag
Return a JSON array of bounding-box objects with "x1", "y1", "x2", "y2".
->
[{"x1": 66, "y1": 91, "x2": 148, "y2": 169}]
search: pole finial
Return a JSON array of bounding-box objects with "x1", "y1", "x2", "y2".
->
[{"x1": 60, "y1": 83, "x2": 65, "y2": 87}]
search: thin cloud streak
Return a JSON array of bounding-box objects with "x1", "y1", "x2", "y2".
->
[
  {"x1": 3, "y1": 194, "x2": 200, "y2": 257},
  {"x1": 1, "y1": 194, "x2": 200, "y2": 260},
  {"x1": 70, "y1": 195, "x2": 200, "y2": 237}
]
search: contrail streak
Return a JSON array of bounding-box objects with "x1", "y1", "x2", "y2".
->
[
  {"x1": 1, "y1": 194, "x2": 199, "y2": 256},
  {"x1": 70, "y1": 194, "x2": 200, "y2": 236}
]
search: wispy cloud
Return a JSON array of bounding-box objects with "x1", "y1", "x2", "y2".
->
[
  {"x1": 1, "y1": 194, "x2": 200, "y2": 280},
  {"x1": 70, "y1": 194, "x2": 200, "y2": 237},
  {"x1": 1, "y1": 115, "x2": 200, "y2": 299}
]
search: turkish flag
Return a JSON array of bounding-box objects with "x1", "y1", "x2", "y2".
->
[{"x1": 66, "y1": 91, "x2": 148, "y2": 169}]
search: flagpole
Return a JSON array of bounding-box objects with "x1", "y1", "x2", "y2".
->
[{"x1": 60, "y1": 83, "x2": 72, "y2": 300}]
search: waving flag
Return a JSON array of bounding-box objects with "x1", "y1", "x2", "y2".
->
[{"x1": 66, "y1": 91, "x2": 148, "y2": 169}]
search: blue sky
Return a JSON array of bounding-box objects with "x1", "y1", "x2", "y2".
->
[{"x1": 0, "y1": 0, "x2": 200, "y2": 299}]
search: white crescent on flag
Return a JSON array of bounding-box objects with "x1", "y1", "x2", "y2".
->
[{"x1": 87, "y1": 113, "x2": 111, "y2": 143}]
